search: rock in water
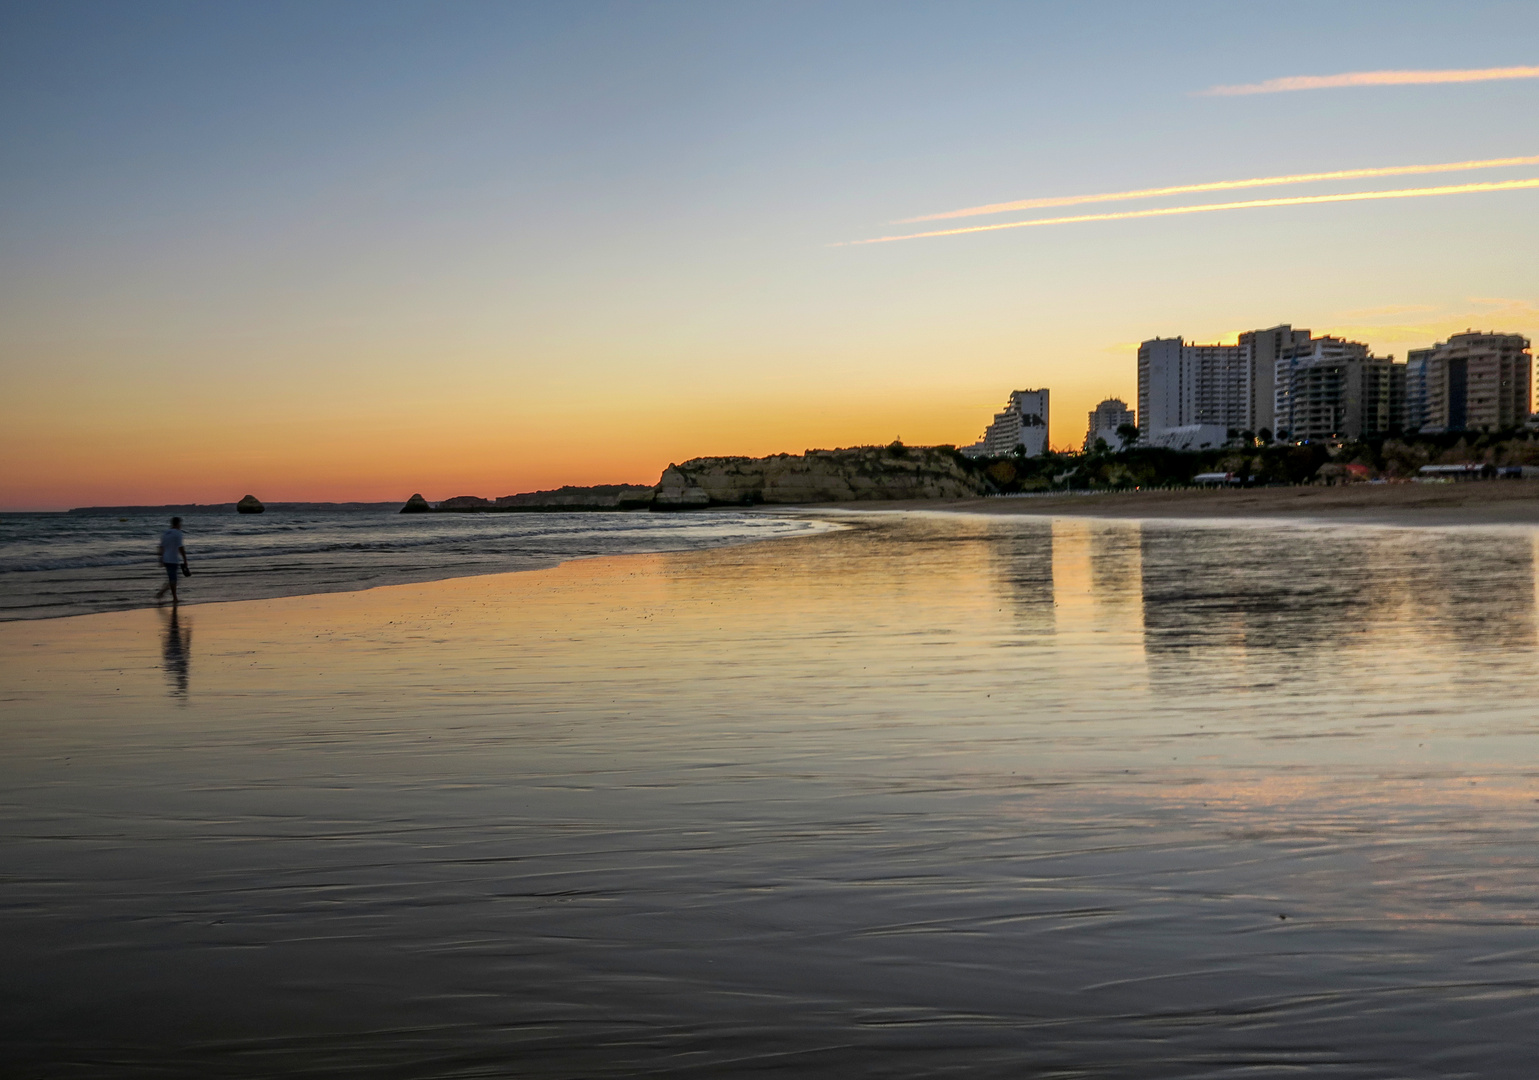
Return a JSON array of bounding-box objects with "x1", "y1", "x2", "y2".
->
[
  {"x1": 400, "y1": 493, "x2": 433, "y2": 514},
  {"x1": 236, "y1": 495, "x2": 265, "y2": 514}
]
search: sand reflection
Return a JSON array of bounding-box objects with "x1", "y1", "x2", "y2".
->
[
  {"x1": 5, "y1": 514, "x2": 1539, "y2": 1076},
  {"x1": 158, "y1": 605, "x2": 191, "y2": 701}
]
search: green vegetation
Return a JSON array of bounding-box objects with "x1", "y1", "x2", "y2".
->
[{"x1": 947, "y1": 428, "x2": 1539, "y2": 492}]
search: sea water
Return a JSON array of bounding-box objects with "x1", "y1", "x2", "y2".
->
[
  {"x1": 0, "y1": 506, "x2": 825, "y2": 620},
  {"x1": 2, "y1": 513, "x2": 1538, "y2": 1077}
]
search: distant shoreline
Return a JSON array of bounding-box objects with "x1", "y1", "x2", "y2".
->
[
  {"x1": 812, "y1": 481, "x2": 1539, "y2": 529},
  {"x1": 60, "y1": 502, "x2": 402, "y2": 515}
]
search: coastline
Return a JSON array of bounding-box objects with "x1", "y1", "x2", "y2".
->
[
  {"x1": 804, "y1": 480, "x2": 1539, "y2": 529},
  {"x1": 0, "y1": 510, "x2": 838, "y2": 623},
  {"x1": 14, "y1": 484, "x2": 1538, "y2": 625}
]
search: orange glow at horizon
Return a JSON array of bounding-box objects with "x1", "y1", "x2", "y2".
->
[
  {"x1": 899, "y1": 154, "x2": 1539, "y2": 223},
  {"x1": 848, "y1": 177, "x2": 1539, "y2": 245},
  {"x1": 0, "y1": 394, "x2": 1011, "y2": 510}
]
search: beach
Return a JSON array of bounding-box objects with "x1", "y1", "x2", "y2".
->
[
  {"x1": 864, "y1": 478, "x2": 1539, "y2": 528},
  {"x1": 5, "y1": 512, "x2": 1539, "y2": 1077}
]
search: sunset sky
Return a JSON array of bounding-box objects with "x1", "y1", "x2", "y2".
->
[{"x1": 3, "y1": 0, "x2": 1538, "y2": 509}]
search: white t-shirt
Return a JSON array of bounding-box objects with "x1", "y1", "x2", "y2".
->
[{"x1": 160, "y1": 529, "x2": 185, "y2": 564}]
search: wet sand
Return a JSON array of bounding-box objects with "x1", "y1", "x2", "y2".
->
[
  {"x1": 4, "y1": 514, "x2": 1539, "y2": 1077},
  {"x1": 858, "y1": 479, "x2": 1539, "y2": 528}
]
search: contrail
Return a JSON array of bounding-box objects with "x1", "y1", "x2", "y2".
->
[
  {"x1": 1202, "y1": 65, "x2": 1539, "y2": 96},
  {"x1": 843, "y1": 178, "x2": 1539, "y2": 246},
  {"x1": 901, "y1": 154, "x2": 1539, "y2": 223}
]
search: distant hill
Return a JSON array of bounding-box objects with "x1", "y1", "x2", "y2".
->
[{"x1": 68, "y1": 502, "x2": 400, "y2": 514}]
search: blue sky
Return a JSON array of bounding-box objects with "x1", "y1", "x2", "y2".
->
[{"x1": 3, "y1": 1, "x2": 1537, "y2": 506}]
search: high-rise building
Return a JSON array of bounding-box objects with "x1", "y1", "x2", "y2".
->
[
  {"x1": 1404, "y1": 348, "x2": 1432, "y2": 432},
  {"x1": 1137, "y1": 338, "x2": 1248, "y2": 433},
  {"x1": 965, "y1": 388, "x2": 1050, "y2": 457},
  {"x1": 1139, "y1": 328, "x2": 1314, "y2": 442},
  {"x1": 1274, "y1": 335, "x2": 1403, "y2": 441},
  {"x1": 1419, "y1": 332, "x2": 1532, "y2": 433},
  {"x1": 1274, "y1": 335, "x2": 1367, "y2": 439},
  {"x1": 1084, "y1": 398, "x2": 1135, "y2": 450},
  {"x1": 1137, "y1": 338, "x2": 1187, "y2": 436},
  {"x1": 1237, "y1": 324, "x2": 1312, "y2": 435}
]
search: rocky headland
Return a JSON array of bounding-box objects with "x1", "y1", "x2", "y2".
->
[
  {"x1": 652, "y1": 444, "x2": 987, "y2": 507},
  {"x1": 497, "y1": 484, "x2": 656, "y2": 510},
  {"x1": 401, "y1": 444, "x2": 988, "y2": 512}
]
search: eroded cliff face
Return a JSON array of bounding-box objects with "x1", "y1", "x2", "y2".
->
[
  {"x1": 496, "y1": 485, "x2": 654, "y2": 509},
  {"x1": 654, "y1": 445, "x2": 988, "y2": 507}
]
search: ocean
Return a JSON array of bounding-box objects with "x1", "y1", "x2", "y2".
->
[
  {"x1": 0, "y1": 505, "x2": 828, "y2": 620},
  {"x1": 4, "y1": 512, "x2": 1539, "y2": 1077}
]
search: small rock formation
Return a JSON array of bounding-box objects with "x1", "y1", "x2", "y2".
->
[
  {"x1": 652, "y1": 444, "x2": 989, "y2": 508},
  {"x1": 495, "y1": 484, "x2": 655, "y2": 510},
  {"x1": 437, "y1": 495, "x2": 493, "y2": 510},
  {"x1": 235, "y1": 495, "x2": 265, "y2": 514},
  {"x1": 400, "y1": 493, "x2": 434, "y2": 513}
]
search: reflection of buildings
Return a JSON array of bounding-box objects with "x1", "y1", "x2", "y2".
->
[
  {"x1": 1136, "y1": 524, "x2": 1536, "y2": 690},
  {"x1": 160, "y1": 607, "x2": 191, "y2": 700},
  {"x1": 984, "y1": 518, "x2": 1056, "y2": 635}
]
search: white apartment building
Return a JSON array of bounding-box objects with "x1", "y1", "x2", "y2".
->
[
  {"x1": 1084, "y1": 398, "x2": 1135, "y2": 450},
  {"x1": 966, "y1": 388, "x2": 1050, "y2": 457},
  {"x1": 1137, "y1": 337, "x2": 1247, "y2": 439},
  {"x1": 1238, "y1": 324, "x2": 1312, "y2": 435},
  {"x1": 1139, "y1": 325, "x2": 1312, "y2": 443},
  {"x1": 1273, "y1": 335, "x2": 1371, "y2": 439},
  {"x1": 1419, "y1": 331, "x2": 1532, "y2": 432}
]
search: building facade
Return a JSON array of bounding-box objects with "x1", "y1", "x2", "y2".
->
[
  {"x1": 1274, "y1": 336, "x2": 1403, "y2": 441},
  {"x1": 1237, "y1": 324, "x2": 1312, "y2": 435},
  {"x1": 1084, "y1": 398, "x2": 1135, "y2": 450},
  {"x1": 966, "y1": 388, "x2": 1050, "y2": 457},
  {"x1": 1137, "y1": 338, "x2": 1186, "y2": 436},
  {"x1": 1139, "y1": 327, "x2": 1311, "y2": 442},
  {"x1": 1420, "y1": 332, "x2": 1532, "y2": 432},
  {"x1": 1404, "y1": 348, "x2": 1431, "y2": 432},
  {"x1": 1138, "y1": 338, "x2": 1248, "y2": 435}
]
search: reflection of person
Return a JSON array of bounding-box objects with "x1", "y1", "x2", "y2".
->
[
  {"x1": 154, "y1": 516, "x2": 187, "y2": 603},
  {"x1": 159, "y1": 605, "x2": 192, "y2": 700}
]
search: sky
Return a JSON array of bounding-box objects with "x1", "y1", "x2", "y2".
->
[{"x1": 2, "y1": 0, "x2": 1537, "y2": 509}]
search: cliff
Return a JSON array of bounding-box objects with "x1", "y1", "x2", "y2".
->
[
  {"x1": 397, "y1": 445, "x2": 989, "y2": 514},
  {"x1": 653, "y1": 444, "x2": 989, "y2": 508},
  {"x1": 496, "y1": 484, "x2": 655, "y2": 510}
]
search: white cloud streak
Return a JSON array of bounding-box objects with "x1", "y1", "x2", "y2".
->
[
  {"x1": 900, "y1": 155, "x2": 1539, "y2": 223},
  {"x1": 1201, "y1": 66, "x2": 1539, "y2": 96},
  {"x1": 843, "y1": 178, "x2": 1539, "y2": 246}
]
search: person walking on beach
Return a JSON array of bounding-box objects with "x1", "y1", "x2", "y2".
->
[{"x1": 155, "y1": 516, "x2": 187, "y2": 603}]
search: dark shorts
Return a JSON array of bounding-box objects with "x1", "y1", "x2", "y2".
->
[{"x1": 164, "y1": 563, "x2": 180, "y2": 584}]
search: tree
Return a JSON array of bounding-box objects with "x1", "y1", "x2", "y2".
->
[{"x1": 1116, "y1": 422, "x2": 1140, "y2": 449}]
